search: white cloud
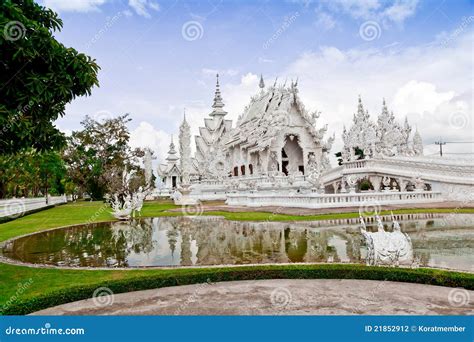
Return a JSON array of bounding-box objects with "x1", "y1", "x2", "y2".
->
[
  {"x1": 314, "y1": 11, "x2": 337, "y2": 31},
  {"x1": 323, "y1": 0, "x2": 419, "y2": 25},
  {"x1": 122, "y1": 9, "x2": 133, "y2": 17},
  {"x1": 128, "y1": 0, "x2": 160, "y2": 18},
  {"x1": 383, "y1": 0, "x2": 419, "y2": 23},
  {"x1": 42, "y1": 0, "x2": 107, "y2": 12},
  {"x1": 326, "y1": 0, "x2": 381, "y2": 20},
  {"x1": 129, "y1": 121, "x2": 170, "y2": 163},
  {"x1": 393, "y1": 80, "x2": 455, "y2": 116}
]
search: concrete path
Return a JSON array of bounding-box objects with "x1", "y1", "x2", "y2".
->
[{"x1": 32, "y1": 279, "x2": 473, "y2": 315}]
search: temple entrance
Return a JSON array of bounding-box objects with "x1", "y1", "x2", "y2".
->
[
  {"x1": 282, "y1": 161, "x2": 289, "y2": 175},
  {"x1": 282, "y1": 137, "x2": 304, "y2": 175},
  {"x1": 172, "y1": 176, "x2": 177, "y2": 188}
]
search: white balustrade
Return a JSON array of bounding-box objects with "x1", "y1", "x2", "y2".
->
[
  {"x1": 0, "y1": 195, "x2": 68, "y2": 218},
  {"x1": 226, "y1": 191, "x2": 443, "y2": 209}
]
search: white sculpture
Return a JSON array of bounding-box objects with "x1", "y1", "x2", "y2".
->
[
  {"x1": 175, "y1": 112, "x2": 199, "y2": 205},
  {"x1": 108, "y1": 167, "x2": 149, "y2": 220},
  {"x1": 144, "y1": 148, "x2": 154, "y2": 188},
  {"x1": 359, "y1": 212, "x2": 413, "y2": 266},
  {"x1": 109, "y1": 193, "x2": 133, "y2": 220},
  {"x1": 413, "y1": 128, "x2": 423, "y2": 156},
  {"x1": 412, "y1": 175, "x2": 425, "y2": 192},
  {"x1": 342, "y1": 97, "x2": 422, "y2": 161},
  {"x1": 382, "y1": 176, "x2": 391, "y2": 190},
  {"x1": 132, "y1": 187, "x2": 146, "y2": 217}
]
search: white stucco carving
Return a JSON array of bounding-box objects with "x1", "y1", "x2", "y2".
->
[
  {"x1": 342, "y1": 97, "x2": 421, "y2": 161},
  {"x1": 360, "y1": 213, "x2": 413, "y2": 266}
]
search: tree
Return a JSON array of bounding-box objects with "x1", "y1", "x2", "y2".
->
[
  {"x1": 63, "y1": 114, "x2": 145, "y2": 200},
  {"x1": 0, "y1": 0, "x2": 100, "y2": 154},
  {"x1": 0, "y1": 149, "x2": 66, "y2": 198}
]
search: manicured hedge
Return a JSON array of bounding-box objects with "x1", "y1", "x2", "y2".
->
[{"x1": 3, "y1": 264, "x2": 474, "y2": 315}]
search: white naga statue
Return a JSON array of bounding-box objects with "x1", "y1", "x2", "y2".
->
[
  {"x1": 359, "y1": 212, "x2": 413, "y2": 266},
  {"x1": 108, "y1": 169, "x2": 148, "y2": 220}
]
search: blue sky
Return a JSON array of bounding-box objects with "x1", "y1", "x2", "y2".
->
[{"x1": 39, "y1": 0, "x2": 473, "y2": 161}]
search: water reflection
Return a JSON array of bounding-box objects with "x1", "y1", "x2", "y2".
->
[{"x1": 2, "y1": 214, "x2": 473, "y2": 272}]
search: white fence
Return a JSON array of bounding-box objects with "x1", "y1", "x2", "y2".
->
[
  {"x1": 226, "y1": 191, "x2": 443, "y2": 209},
  {"x1": 0, "y1": 195, "x2": 67, "y2": 219}
]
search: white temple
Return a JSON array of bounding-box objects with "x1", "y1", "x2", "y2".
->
[{"x1": 153, "y1": 74, "x2": 473, "y2": 207}]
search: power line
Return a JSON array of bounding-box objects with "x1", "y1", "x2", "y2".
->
[
  {"x1": 444, "y1": 152, "x2": 474, "y2": 155},
  {"x1": 427, "y1": 141, "x2": 474, "y2": 144},
  {"x1": 443, "y1": 141, "x2": 474, "y2": 144}
]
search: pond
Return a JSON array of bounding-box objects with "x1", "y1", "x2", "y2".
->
[{"x1": 1, "y1": 214, "x2": 473, "y2": 272}]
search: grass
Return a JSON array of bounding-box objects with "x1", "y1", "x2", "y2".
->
[
  {"x1": 0, "y1": 200, "x2": 173, "y2": 242},
  {"x1": 0, "y1": 200, "x2": 473, "y2": 314}
]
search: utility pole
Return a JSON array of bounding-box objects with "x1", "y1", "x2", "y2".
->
[{"x1": 435, "y1": 138, "x2": 446, "y2": 157}]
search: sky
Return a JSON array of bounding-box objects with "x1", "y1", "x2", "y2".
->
[{"x1": 39, "y1": 0, "x2": 473, "y2": 163}]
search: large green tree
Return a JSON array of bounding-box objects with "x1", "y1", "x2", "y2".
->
[
  {"x1": 0, "y1": 0, "x2": 100, "y2": 154},
  {"x1": 63, "y1": 114, "x2": 145, "y2": 200}
]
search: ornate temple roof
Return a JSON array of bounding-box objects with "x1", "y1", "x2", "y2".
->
[
  {"x1": 226, "y1": 79, "x2": 328, "y2": 151},
  {"x1": 157, "y1": 136, "x2": 180, "y2": 176}
]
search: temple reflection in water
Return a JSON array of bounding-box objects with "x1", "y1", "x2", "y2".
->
[{"x1": 2, "y1": 214, "x2": 473, "y2": 272}]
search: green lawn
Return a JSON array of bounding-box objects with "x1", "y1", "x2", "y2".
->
[{"x1": 0, "y1": 201, "x2": 473, "y2": 315}]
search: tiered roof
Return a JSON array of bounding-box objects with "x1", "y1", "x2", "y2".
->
[{"x1": 226, "y1": 80, "x2": 328, "y2": 152}]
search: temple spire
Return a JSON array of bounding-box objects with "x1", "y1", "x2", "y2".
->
[
  {"x1": 210, "y1": 73, "x2": 227, "y2": 117},
  {"x1": 259, "y1": 74, "x2": 265, "y2": 90},
  {"x1": 166, "y1": 135, "x2": 179, "y2": 163}
]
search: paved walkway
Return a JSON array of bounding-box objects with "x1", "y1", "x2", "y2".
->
[{"x1": 32, "y1": 279, "x2": 473, "y2": 315}]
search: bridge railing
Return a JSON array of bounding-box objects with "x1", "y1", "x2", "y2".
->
[{"x1": 226, "y1": 191, "x2": 443, "y2": 209}]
